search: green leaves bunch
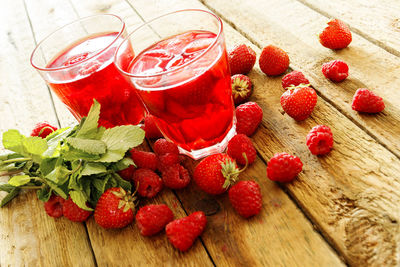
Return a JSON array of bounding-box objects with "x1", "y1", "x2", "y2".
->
[{"x1": 0, "y1": 100, "x2": 145, "y2": 210}]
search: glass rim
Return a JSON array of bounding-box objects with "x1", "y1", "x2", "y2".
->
[
  {"x1": 30, "y1": 14, "x2": 126, "y2": 72},
  {"x1": 114, "y1": 9, "x2": 223, "y2": 79}
]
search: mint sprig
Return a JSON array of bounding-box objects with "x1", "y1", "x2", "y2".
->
[{"x1": 0, "y1": 100, "x2": 144, "y2": 209}]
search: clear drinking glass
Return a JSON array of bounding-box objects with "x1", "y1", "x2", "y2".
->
[
  {"x1": 30, "y1": 14, "x2": 145, "y2": 128},
  {"x1": 115, "y1": 9, "x2": 236, "y2": 159}
]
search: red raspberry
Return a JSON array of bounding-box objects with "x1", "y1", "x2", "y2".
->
[
  {"x1": 236, "y1": 102, "x2": 263, "y2": 136},
  {"x1": 229, "y1": 180, "x2": 262, "y2": 218},
  {"x1": 62, "y1": 197, "x2": 92, "y2": 222},
  {"x1": 351, "y1": 88, "x2": 385, "y2": 113},
  {"x1": 162, "y1": 164, "x2": 191, "y2": 189},
  {"x1": 142, "y1": 115, "x2": 163, "y2": 139},
  {"x1": 157, "y1": 153, "x2": 180, "y2": 173},
  {"x1": 153, "y1": 138, "x2": 179, "y2": 156},
  {"x1": 259, "y1": 45, "x2": 290, "y2": 76},
  {"x1": 31, "y1": 122, "x2": 58, "y2": 138},
  {"x1": 226, "y1": 134, "x2": 256, "y2": 165},
  {"x1": 136, "y1": 204, "x2": 174, "y2": 236},
  {"x1": 44, "y1": 195, "x2": 65, "y2": 218},
  {"x1": 319, "y1": 19, "x2": 352, "y2": 50},
  {"x1": 267, "y1": 153, "x2": 303, "y2": 182},
  {"x1": 166, "y1": 211, "x2": 207, "y2": 252},
  {"x1": 280, "y1": 84, "x2": 317, "y2": 121},
  {"x1": 231, "y1": 74, "x2": 253, "y2": 105},
  {"x1": 281, "y1": 70, "x2": 310, "y2": 89},
  {"x1": 117, "y1": 165, "x2": 137, "y2": 181},
  {"x1": 132, "y1": 169, "x2": 163, "y2": 198},
  {"x1": 228, "y1": 44, "x2": 256, "y2": 75},
  {"x1": 306, "y1": 125, "x2": 334, "y2": 155},
  {"x1": 130, "y1": 149, "x2": 157, "y2": 171},
  {"x1": 322, "y1": 60, "x2": 349, "y2": 82}
]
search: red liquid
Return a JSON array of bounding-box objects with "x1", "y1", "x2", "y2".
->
[
  {"x1": 47, "y1": 32, "x2": 144, "y2": 127},
  {"x1": 128, "y1": 31, "x2": 234, "y2": 151}
]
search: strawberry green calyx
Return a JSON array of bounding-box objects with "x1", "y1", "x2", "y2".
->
[
  {"x1": 221, "y1": 154, "x2": 248, "y2": 189},
  {"x1": 286, "y1": 83, "x2": 311, "y2": 91},
  {"x1": 113, "y1": 187, "x2": 137, "y2": 213}
]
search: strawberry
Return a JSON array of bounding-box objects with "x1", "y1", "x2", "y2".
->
[
  {"x1": 322, "y1": 60, "x2": 349, "y2": 82},
  {"x1": 117, "y1": 165, "x2": 137, "y2": 181},
  {"x1": 157, "y1": 153, "x2": 180, "y2": 173},
  {"x1": 306, "y1": 125, "x2": 334, "y2": 155},
  {"x1": 259, "y1": 45, "x2": 289, "y2": 76},
  {"x1": 130, "y1": 149, "x2": 157, "y2": 171},
  {"x1": 166, "y1": 211, "x2": 207, "y2": 252},
  {"x1": 162, "y1": 164, "x2": 191, "y2": 189},
  {"x1": 94, "y1": 187, "x2": 136, "y2": 229},
  {"x1": 228, "y1": 44, "x2": 256, "y2": 75},
  {"x1": 142, "y1": 115, "x2": 163, "y2": 139},
  {"x1": 231, "y1": 74, "x2": 253, "y2": 105},
  {"x1": 136, "y1": 204, "x2": 174, "y2": 236},
  {"x1": 267, "y1": 153, "x2": 303, "y2": 182},
  {"x1": 236, "y1": 102, "x2": 263, "y2": 136},
  {"x1": 226, "y1": 134, "x2": 256, "y2": 165},
  {"x1": 281, "y1": 70, "x2": 310, "y2": 89},
  {"x1": 153, "y1": 138, "x2": 179, "y2": 156},
  {"x1": 319, "y1": 19, "x2": 352, "y2": 49},
  {"x1": 132, "y1": 169, "x2": 163, "y2": 198},
  {"x1": 31, "y1": 122, "x2": 58, "y2": 138},
  {"x1": 62, "y1": 197, "x2": 92, "y2": 222},
  {"x1": 351, "y1": 88, "x2": 385, "y2": 113},
  {"x1": 229, "y1": 180, "x2": 262, "y2": 218},
  {"x1": 193, "y1": 153, "x2": 240, "y2": 195},
  {"x1": 44, "y1": 194, "x2": 65, "y2": 218},
  {"x1": 280, "y1": 84, "x2": 317, "y2": 121}
]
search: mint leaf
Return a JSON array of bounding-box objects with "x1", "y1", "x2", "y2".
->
[
  {"x1": 1, "y1": 187, "x2": 21, "y2": 207},
  {"x1": 63, "y1": 147, "x2": 101, "y2": 161},
  {"x1": 40, "y1": 158, "x2": 57, "y2": 177},
  {"x1": 95, "y1": 149, "x2": 125, "y2": 163},
  {"x1": 46, "y1": 180, "x2": 68, "y2": 199},
  {"x1": 0, "y1": 183, "x2": 16, "y2": 193},
  {"x1": 112, "y1": 173, "x2": 131, "y2": 192},
  {"x1": 76, "y1": 100, "x2": 100, "y2": 139},
  {"x1": 22, "y1": 137, "x2": 48, "y2": 163},
  {"x1": 43, "y1": 127, "x2": 75, "y2": 158},
  {"x1": 66, "y1": 137, "x2": 106, "y2": 155},
  {"x1": 81, "y1": 162, "x2": 107, "y2": 176},
  {"x1": 45, "y1": 164, "x2": 70, "y2": 185},
  {"x1": 8, "y1": 175, "x2": 31, "y2": 186},
  {"x1": 101, "y1": 125, "x2": 144, "y2": 151},
  {"x1": 113, "y1": 157, "x2": 135, "y2": 171},
  {"x1": 37, "y1": 187, "x2": 52, "y2": 202},
  {"x1": 2, "y1": 130, "x2": 25, "y2": 155},
  {"x1": 70, "y1": 190, "x2": 92, "y2": 211}
]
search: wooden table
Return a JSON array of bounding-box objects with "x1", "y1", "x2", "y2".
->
[{"x1": 1, "y1": 0, "x2": 399, "y2": 266}]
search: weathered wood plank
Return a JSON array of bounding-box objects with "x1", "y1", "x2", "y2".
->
[{"x1": 0, "y1": 0, "x2": 95, "y2": 266}]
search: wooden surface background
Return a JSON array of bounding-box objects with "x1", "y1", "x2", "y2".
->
[{"x1": 1, "y1": 0, "x2": 399, "y2": 266}]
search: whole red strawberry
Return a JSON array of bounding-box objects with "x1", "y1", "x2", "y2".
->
[
  {"x1": 162, "y1": 164, "x2": 191, "y2": 189},
  {"x1": 44, "y1": 194, "x2": 65, "y2": 218},
  {"x1": 166, "y1": 211, "x2": 207, "y2": 252},
  {"x1": 142, "y1": 115, "x2": 163, "y2": 139},
  {"x1": 267, "y1": 153, "x2": 303, "y2": 182},
  {"x1": 63, "y1": 197, "x2": 92, "y2": 222},
  {"x1": 306, "y1": 125, "x2": 334, "y2": 155},
  {"x1": 229, "y1": 180, "x2": 262, "y2": 218},
  {"x1": 281, "y1": 71, "x2": 310, "y2": 89},
  {"x1": 130, "y1": 149, "x2": 157, "y2": 171},
  {"x1": 193, "y1": 153, "x2": 240, "y2": 195},
  {"x1": 259, "y1": 45, "x2": 290, "y2": 76},
  {"x1": 136, "y1": 204, "x2": 174, "y2": 236},
  {"x1": 157, "y1": 153, "x2": 180, "y2": 173},
  {"x1": 31, "y1": 122, "x2": 58, "y2": 138},
  {"x1": 236, "y1": 102, "x2": 263, "y2": 136},
  {"x1": 153, "y1": 138, "x2": 179, "y2": 156},
  {"x1": 94, "y1": 187, "x2": 136, "y2": 229},
  {"x1": 280, "y1": 84, "x2": 317, "y2": 121},
  {"x1": 351, "y1": 88, "x2": 385, "y2": 113},
  {"x1": 226, "y1": 134, "x2": 256, "y2": 165},
  {"x1": 322, "y1": 60, "x2": 349, "y2": 82},
  {"x1": 228, "y1": 44, "x2": 256, "y2": 75},
  {"x1": 319, "y1": 19, "x2": 352, "y2": 49},
  {"x1": 231, "y1": 74, "x2": 253, "y2": 105},
  {"x1": 117, "y1": 165, "x2": 137, "y2": 181},
  {"x1": 132, "y1": 169, "x2": 163, "y2": 198}
]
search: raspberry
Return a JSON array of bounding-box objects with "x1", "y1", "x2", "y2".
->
[
  {"x1": 62, "y1": 197, "x2": 92, "y2": 222},
  {"x1": 117, "y1": 165, "x2": 137, "y2": 181},
  {"x1": 44, "y1": 195, "x2": 65, "y2": 218},
  {"x1": 142, "y1": 115, "x2": 163, "y2": 139},
  {"x1": 229, "y1": 180, "x2": 262, "y2": 218},
  {"x1": 236, "y1": 102, "x2": 263, "y2": 136},
  {"x1": 226, "y1": 134, "x2": 257, "y2": 165},
  {"x1": 157, "y1": 153, "x2": 180, "y2": 173},
  {"x1": 132, "y1": 169, "x2": 163, "y2": 198},
  {"x1": 130, "y1": 149, "x2": 157, "y2": 171},
  {"x1": 319, "y1": 19, "x2": 352, "y2": 50},
  {"x1": 136, "y1": 204, "x2": 174, "y2": 236},
  {"x1": 153, "y1": 138, "x2": 179, "y2": 156},
  {"x1": 281, "y1": 71, "x2": 310, "y2": 89},
  {"x1": 351, "y1": 88, "x2": 385, "y2": 113},
  {"x1": 31, "y1": 122, "x2": 58, "y2": 138},
  {"x1": 259, "y1": 45, "x2": 290, "y2": 76},
  {"x1": 306, "y1": 125, "x2": 334, "y2": 155},
  {"x1": 162, "y1": 164, "x2": 191, "y2": 189},
  {"x1": 231, "y1": 74, "x2": 253, "y2": 105},
  {"x1": 322, "y1": 60, "x2": 349, "y2": 82},
  {"x1": 267, "y1": 153, "x2": 303, "y2": 182},
  {"x1": 228, "y1": 44, "x2": 256, "y2": 75}
]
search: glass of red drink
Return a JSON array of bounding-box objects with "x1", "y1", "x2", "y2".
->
[
  {"x1": 115, "y1": 9, "x2": 236, "y2": 159},
  {"x1": 30, "y1": 14, "x2": 145, "y2": 127}
]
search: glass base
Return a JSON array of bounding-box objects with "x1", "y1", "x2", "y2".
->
[{"x1": 178, "y1": 121, "x2": 237, "y2": 160}]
